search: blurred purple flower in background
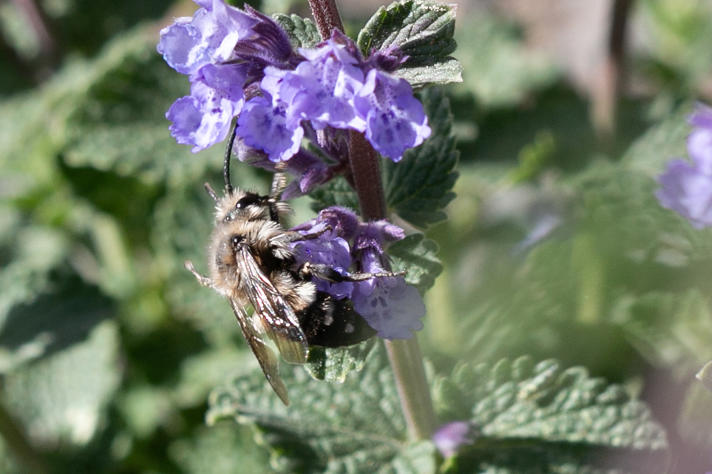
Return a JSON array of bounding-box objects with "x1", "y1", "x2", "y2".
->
[
  {"x1": 656, "y1": 104, "x2": 712, "y2": 228},
  {"x1": 432, "y1": 421, "x2": 476, "y2": 458}
]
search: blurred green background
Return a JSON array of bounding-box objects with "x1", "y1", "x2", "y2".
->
[{"x1": 1, "y1": 0, "x2": 712, "y2": 472}]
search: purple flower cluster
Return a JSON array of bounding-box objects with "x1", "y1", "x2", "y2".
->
[
  {"x1": 158, "y1": 0, "x2": 430, "y2": 167},
  {"x1": 290, "y1": 207, "x2": 425, "y2": 339},
  {"x1": 656, "y1": 104, "x2": 712, "y2": 228}
]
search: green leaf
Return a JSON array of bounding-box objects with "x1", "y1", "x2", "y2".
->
[
  {"x1": 0, "y1": 276, "x2": 113, "y2": 373},
  {"x1": 613, "y1": 290, "x2": 712, "y2": 375},
  {"x1": 168, "y1": 422, "x2": 271, "y2": 474},
  {"x1": 357, "y1": 0, "x2": 460, "y2": 87},
  {"x1": 3, "y1": 321, "x2": 121, "y2": 447},
  {"x1": 393, "y1": 58, "x2": 463, "y2": 89},
  {"x1": 622, "y1": 103, "x2": 692, "y2": 177},
  {"x1": 272, "y1": 14, "x2": 321, "y2": 49},
  {"x1": 384, "y1": 87, "x2": 458, "y2": 228},
  {"x1": 207, "y1": 346, "x2": 435, "y2": 473},
  {"x1": 388, "y1": 234, "x2": 442, "y2": 293},
  {"x1": 309, "y1": 176, "x2": 359, "y2": 213},
  {"x1": 435, "y1": 357, "x2": 668, "y2": 451},
  {"x1": 305, "y1": 339, "x2": 376, "y2": 382},
  {"x1": 357, "y1": 0, "x2": 456, "y2": 64}
]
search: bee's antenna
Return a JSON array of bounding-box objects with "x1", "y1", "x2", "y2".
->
[{"x1": 223, "y1": 120, "x2": 238, "y2": 194}]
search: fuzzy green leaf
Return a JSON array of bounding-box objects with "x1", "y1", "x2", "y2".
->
[
  {"x1": 357, "y1": 0, "x2": 456, "y2": 65},
  {"x1": 388, "y1": 234, "x2": 442, "y2": 293},
  {"x1": 357, "y1": 0, "x2": 459, "y2": 87},
  {"x1": 3, "y1": 321, "x2": 121, "y2": 447},
  {"x1": 272, "y1": 14, "x2": 321, "y2": 49},
  {"x1": 384, "y1": 87, "x2": 458, "y2": 228},
  {"x1": 623, "y1": 104, "x2": 692, "y2": 177},
  {"x1": 207, "y1": 347, "x2": 435, "y2": 473},
  {"x1": 305, "y1": 339, "x2": 376, "y2": 382},
  {"x1": 435, "y1": 357, "x2": 668, "y2": 471},
  {"x1": 393, "y1": 58, "x2": 462, "y2": 89},
  {"x1": 309, "y1": 176, "x2": 359, "y2": 213}
]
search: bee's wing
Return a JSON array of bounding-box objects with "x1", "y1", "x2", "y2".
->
[
  {"x1": 228, "y1": 298, "x2": 290, "y2": 405},
  {"x1": 236, "y1": 246, "x2": 308, "y2": 365}
]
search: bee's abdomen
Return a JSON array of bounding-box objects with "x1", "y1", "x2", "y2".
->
[{"x1": 298, "y1": 294, "x2": 376, "y2": 347}]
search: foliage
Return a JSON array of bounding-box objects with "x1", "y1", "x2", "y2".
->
[{"x1": 0, "y1": 0, "x2": 711, "y2": 472}]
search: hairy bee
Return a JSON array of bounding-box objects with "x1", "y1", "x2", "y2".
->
[{"x1": 185, "y1": 132, "x2": 398, "y2": 404}]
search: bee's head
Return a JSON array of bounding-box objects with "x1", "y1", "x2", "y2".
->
[{"x1": 211, "y1": 187, "x2": 271, "y2": 224}]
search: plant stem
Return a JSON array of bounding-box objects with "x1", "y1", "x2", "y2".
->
[
  {"x1": 307, "y1": 0, "x2": 344, "y2": 40},
  {"x1": 307, "y1": 0, "x2": 438, "y2": 441},
  {"x1": 591, "y1": 0, "x2": 635, "y2": 144}
]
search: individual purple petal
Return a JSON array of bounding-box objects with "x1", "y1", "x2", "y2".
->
[
  {"x1": 353, "y1": 69, "x2": 431, "y2": 161},
  {"x1": 317, "y1": 207, "x2": 361, "y2": 240},
  {"x1": 688, "y1": 128, "x2": 712, "y2": 174},
  {"x1": 158, "y1": 14, "x2": 209, "y2": 75},
  {"x1": 198, "y1": 62, "x2": 248, "y2": 102},
  {"x1": 351, "y1": 274, "x2": 424, "y2": 339},
  {"x1": 235, "y1": 95, "x2": 303, "y2": 162},
  {"x1": 166, "y1": 96, "x2": 204, "y2": 147},
  {"x1": 350, "y1": 250, "x2": 424, "y2": 339},
  {"x1": 157, "y1": 0, "x2": 256, "y2": 75},
  {"x1": 233, "y1": 5, "x2": 297, "y2": 68},
  {"x1": 688, "y1": 103, "x2": 712, "y2": 130},
  {"x1": 656, "y1": 159, "x2": 712, "y2": 228},
  {"x1": 165, "y1": 64, "x2": 246, "y2": 152},
  {"x1": 432, "y1": 422, "x2": 475, "y2": 458},
  {"x1": 353, "y1": 219, "x2": 406, "y2": 254}
]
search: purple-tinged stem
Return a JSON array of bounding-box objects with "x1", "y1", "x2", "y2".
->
[
  {"x1": 591, "y1": 0, "x2": 635, "y2": 143},
  {"x1": 307, "y1": 0, "x2": 344, "y2": 40},
  {"x1": 307, "y1": 0, "x2": 437, "y2": 441}
]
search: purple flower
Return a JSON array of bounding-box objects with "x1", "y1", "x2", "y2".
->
[
  {"x1": 353, "y1": 69, "x2": 430, "y2": 161},
  {"x1": 291, "y1": 207, "x2": 425, "y2": 339},
  {"x1": 291, "y1": 224, "x2": 354, "y2": 299},
  {"x1": 432, "y1": 421, "x2": 476, "y2": 458},
  {"x1": 157, "y1": 0, "x2": 257, "y2": 76},
  {"x1": 350, "y1": 221, "x2": 422, "y2": 339},
  {"x1": 235, "y1": 95, "x2": 303, "y2": 161},
  {"x1": 166, "y1": 63, "x2": 247, "y2": 152},
  {"x1": 351, "y1": 249, "x2": 424, "y2": 339},
  {"x1": 656, "y1": 104, "x2": 712, "y2": 228}
]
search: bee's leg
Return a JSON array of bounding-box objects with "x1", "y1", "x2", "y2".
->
[
  {"x1": 283, "y1": 225, "x2": 333, "y2": 243},
  {"x1": 270, "y1": 169, "x2": 287, "y2": 198},
  {"x1": 297, "y1": 262, "x2": 405, "y2": 282},
  {"x1": 185, "y1": 260, "x2": 215, "y2": 288},
  {"x1": 267, "y1": 171, "x2": 288, "y2": 222}
]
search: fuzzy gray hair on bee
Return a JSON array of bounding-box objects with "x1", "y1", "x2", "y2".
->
[{"x1": 185, "y1": 124, "x2": 401, "y2": 404}]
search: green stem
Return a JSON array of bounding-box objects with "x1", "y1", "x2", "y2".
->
[{"x1": 306, "y1": 0, "x2": 437, "y2": 440}]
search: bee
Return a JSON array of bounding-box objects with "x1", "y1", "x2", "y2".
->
[{"x1": 185, "y1": 128, "x2": 400, "y2": 404}]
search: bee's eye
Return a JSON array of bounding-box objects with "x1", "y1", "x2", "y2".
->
[
  {"x1": 230, "y1": 235, "x2": 244, "y2": 248},
  {"x1": 235, "y1": 193, "x2": 261, "y2": 210}
]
